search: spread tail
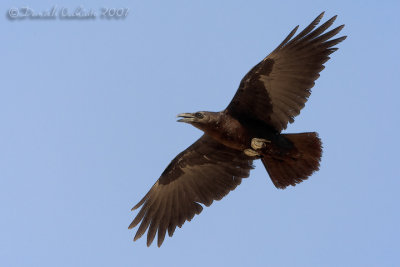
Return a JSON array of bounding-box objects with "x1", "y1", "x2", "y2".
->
[{"x1": 261, "y1": 132, "x2": 322, "y2": 189}]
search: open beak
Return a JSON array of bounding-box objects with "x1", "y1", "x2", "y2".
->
[{"x1": 177, "y1": 113, "x2": 196, "y2": 123}]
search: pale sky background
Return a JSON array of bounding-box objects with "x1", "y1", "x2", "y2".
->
[{"x1": 1, "y1": 1, "x2": 399, "y2": 266}]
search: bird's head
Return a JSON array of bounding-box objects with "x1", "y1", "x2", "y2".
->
[{"x1": 177, "y1": 111, "x2": 219, "y2": 131}]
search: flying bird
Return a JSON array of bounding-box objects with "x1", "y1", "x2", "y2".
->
[{"x1": 129, "y1": 12, "x2": 346, "y2": 247}]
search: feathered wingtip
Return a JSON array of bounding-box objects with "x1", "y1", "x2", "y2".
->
[{"x1": 272, "y1": 12, "x2": 347, "y2": 54}]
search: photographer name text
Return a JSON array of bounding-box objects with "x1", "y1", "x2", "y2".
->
[{"x1": 7, "y1": 6, "x2": 129, "y2": 20}]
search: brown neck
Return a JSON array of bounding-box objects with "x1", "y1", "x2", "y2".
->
[{"x1": 199, "y1": 112, "x2": 249, "y2": 151}]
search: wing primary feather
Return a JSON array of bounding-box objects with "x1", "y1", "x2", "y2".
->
[
  {"x1": 157, "y1": 225, "x2": 167, "y2": 247},
  {"x1": 319, "y1": 36, "x2": 347, "y2": 49},
  {"x1": 157, "y1": 191, "x2": 172, "y2": 247},
  {"x1": 175, "y1": 182, "x2": 185, "y2": 228},
  {"x1": 128, "y1": 206, "x2": 147, "y2": 229},
  {"x1": 131, "y1": 191, "x2": 150, "y2": 210},
  {"x1": 146, "y1": 199, "x2": 166, "y2": 247},
  {"x1": 167, "y1": 186, "x2": 180, "y2": 237},
  {"x1": 134, "y1": 197, "x2": 162, "y2": 241},
  {"x1": 271, "y1": 25, "x2": 299, "y2": 53},
  {"x1": 129, "y1": 187, "x2": 160, "y2": 228},
  {"x1": 300, "y1": 15, "x2": 338, "y2": 43},
  {"x1": 134, "y1": 211, "x2": 151, "y2": 241},
  {"x1": 289, "y1": 12, "x2": 325, "y2": 44},
  {"x1": 309, "y1": 25, "x2": 345, "y2": 45}
]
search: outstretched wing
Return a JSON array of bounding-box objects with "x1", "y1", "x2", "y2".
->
[
  {"x1": 129, "y1": 135, "x2": 254, "y2": 247},
  {"x1": 226, "y1": 12, "x2": 346, "y2": 131}
]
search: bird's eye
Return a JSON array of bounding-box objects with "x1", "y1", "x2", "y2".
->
[{"x1": 195, "y1": 112, "x2": 204, "y2": 119}]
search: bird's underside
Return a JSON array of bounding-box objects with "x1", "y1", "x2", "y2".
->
[{"x1": 129, "y1": 12, "x2": 346, "y2": 247}]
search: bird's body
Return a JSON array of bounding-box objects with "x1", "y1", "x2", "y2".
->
[
  {"x1": 181, "y1": 111, "x2": 291, "y2": 155},
  {"x1": 129, "y1": 12, "x2": 346, "y2": 247},
  {"x1": 184, "y1": 111, "x2": 251, "y2": 151}
]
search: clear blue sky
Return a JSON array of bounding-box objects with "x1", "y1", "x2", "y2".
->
[{"x1": 1, "y1": 1, "x2": 399, "y2": 266}]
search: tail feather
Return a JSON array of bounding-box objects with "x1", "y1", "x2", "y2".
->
[{"x1": 261, "y1": 132, "x2": 322, "y2": 189}]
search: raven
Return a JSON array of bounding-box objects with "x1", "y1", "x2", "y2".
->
[{"x1": 129, "y1": 12, "x2": 346, "y2": 247}]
